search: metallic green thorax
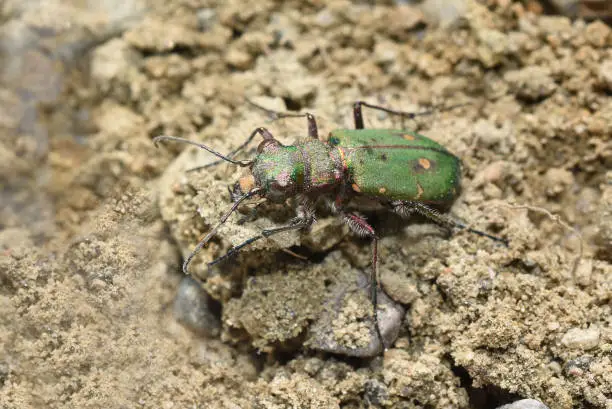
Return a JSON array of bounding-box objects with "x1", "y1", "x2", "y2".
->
[
  {"x1": 251, "y1": 140, "x2": 338, "y2": 202},
  {"x1": 330, "y1": 129, "x2": 461, "y2": 204}
]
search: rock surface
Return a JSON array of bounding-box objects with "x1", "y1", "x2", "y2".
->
[{"x1": 0, "y1": 1, "x2": 610, "y2": 408}]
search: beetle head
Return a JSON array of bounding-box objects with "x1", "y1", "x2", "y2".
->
[{"x1": 250, "y1": 140, "x2": 301, "y2": 203}]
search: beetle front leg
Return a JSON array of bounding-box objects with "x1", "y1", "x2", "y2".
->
[
  {"x1": 340, "y1": 212, "x2": 386, "y2": 352},
  {"x1": 207, "y1": 216, "x2": 314, "y2": 267},
  {"x1": 208, "y1": 199, "x2": 316, "y2": 267}
]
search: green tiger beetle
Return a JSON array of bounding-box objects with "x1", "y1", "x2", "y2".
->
[{"x1": 154, "y1": 99, "x2": 508, "y2": 352}]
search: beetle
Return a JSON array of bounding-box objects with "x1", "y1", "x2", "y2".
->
[{"x1": 154, "y1": 100, "x2": 508, "y2": 352}]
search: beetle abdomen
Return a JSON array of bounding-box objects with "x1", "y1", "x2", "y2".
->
[{"x1": 330, "y1": 129, "x2": 461, "y2": 204}]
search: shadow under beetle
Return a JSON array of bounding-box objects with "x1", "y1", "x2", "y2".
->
[{"x1": 154, "y1": 100, "x2": 508, "y2": 353}]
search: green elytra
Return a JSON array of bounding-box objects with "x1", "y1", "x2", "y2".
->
[
  {"x1": 330, "y1": 129, "x2": 461, "y2": 203},
  {"x1": 153, "y1": 100, "x2": 507, "y2": 356}
]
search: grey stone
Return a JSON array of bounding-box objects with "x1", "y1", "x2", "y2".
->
[
  {"x1": 504, "y1": 66, "x2": 557, "y2": 101},
  {"x1": 561, "y1": 327, "x2": 600, "y2": 350},
  {"x1": 196, "y1": 9, "x2": 217, "y2": 32},
  {"x1": 599, "y1": 60, "x2": 612, "y2": 92},
  {"x1": 496, "y1": 399, "x2": 550, "y2": 409},
  {"x1": 173, "y1": 276, "x2": 220, "y2": 336}
]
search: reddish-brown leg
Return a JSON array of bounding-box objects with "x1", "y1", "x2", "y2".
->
[
  {"x1": 341, "y1": 211, "x2": 386, "y2": 352},
  {"x1": 246, "y1": 98, "x2": 319, "y2": 140},
  {"x1": 353, "y1": 100, "x2": 469, "y2": 129}
]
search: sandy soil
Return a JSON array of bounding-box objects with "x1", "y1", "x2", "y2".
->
[{"x1": 0, "y1": 0, "x2": 610, "y2": 408}]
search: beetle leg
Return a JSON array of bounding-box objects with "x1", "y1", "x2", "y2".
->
[
  {"x1": 340, "y1": 212, "x2": 386, "y2": 352},
  {"x1": 235, "y1": 201, "x2": 266, "y2": 225},
  {"x1": 392, "y1": 201, "x2": 509, "y2": 246},
  {"x1": 208, "y1": 199, "x2": 316, "y2": 267},
  {"x1": 207, "y1": 216, "x2": 314, "y2": 267},
  {"x1": 246, "y1": 97, "x2": 319, "y2": 140},
  {"x1": 353, "y1": 101, "x2": 469, "y2": 129},
  {"x1": 390, "y1": 200, "x2": 417, "y2": 218},
  {"x1": 182, "y1": 187, "x2": 263, "y2": 275}
]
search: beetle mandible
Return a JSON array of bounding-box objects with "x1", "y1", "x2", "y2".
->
[{"x1": 154, "y1": 100, "x2": 508, "y2": 352}]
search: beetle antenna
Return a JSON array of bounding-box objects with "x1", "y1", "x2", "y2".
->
[
  {"x1": 182, "y1": 187, "x2": 263, "y2": 274},
  {"x1": 153, "y1": 135, "x2": 253, "y2": 167}
]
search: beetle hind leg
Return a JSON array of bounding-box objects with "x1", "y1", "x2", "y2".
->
[
  {"x1": 392, "y1": 200, "x2": 509, "y2": 246},
  {"x1": 341, "y1": 212, "x2": 387, "y2": 353}
]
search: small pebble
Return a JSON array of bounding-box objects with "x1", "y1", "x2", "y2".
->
[
  {"x1": 472, "y1": 161, "x2": 508, "y2": 188},
  {"x1": 495, "y1": 399, "x2": 550, "y2": 409},
  {"x1": 364, "y1": 379, "x2": 389, "y2": 407},
  {"x1": 543, "y1": 167, "x2": 573, "y2": 197},
  {"x1": 314, "y1": 9, "x2": 338, "y2": 28},
  {"x1": 584, "y1": 20, "x2": 611, "y2": 48},
  {"x1": 225, "y1": 48, "x2": 253, "y2": 70},
  {"x1": 483, "y1": 183, "x2": 503, "y2": 199},
  {"x1": 547, "y1": 361, "x2": 562, "y2": 374},
  {"x1": 561, "y1": 326, "x2": 600, "y2": 350},
  {"x1": 418, "y1": 0, "x2": 465, "y2": 26},
  {"x1": 504, "y1": 66, "x2": 557, "y2": 101},
  {"x1": 173, "y1": 276, "x2": 220, "y2": 336},
  {"x1": 564, "y1": 355, "x2": 594, "y2": 374},
  {"x1": 598, "y1": 60, "x2": 612, "y2": 92},
  {"x1": 472, "y1": 119, "x2": 505, "y2": 148},
  {"x1": 196, "y1": 8, "x2": 217, "y2": 32}
]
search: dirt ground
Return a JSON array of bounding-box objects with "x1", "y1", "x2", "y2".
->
[{"x1": 0, "y1": 0, "x2": 610, "y2": 408}]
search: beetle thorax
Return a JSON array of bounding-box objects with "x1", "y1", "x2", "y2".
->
[{"x1": 250, "y1": 140, "x2": 340, "y2": 202}]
